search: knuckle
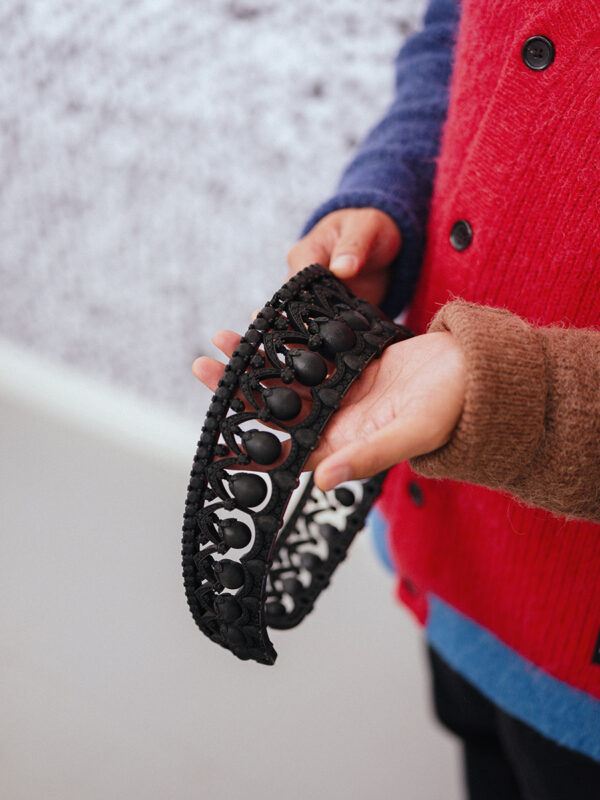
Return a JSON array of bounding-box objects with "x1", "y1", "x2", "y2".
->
[{"x1": 335, "y1": 234, "x2": 363, "y2": 255}]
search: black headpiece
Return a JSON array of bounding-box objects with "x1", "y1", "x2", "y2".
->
[{"x1": 181, "y1": 264, "x2": 411, "y2": 664}]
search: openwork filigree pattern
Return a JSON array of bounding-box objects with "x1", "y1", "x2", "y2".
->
[
  {"x1": 265, "y1": 474, "x2": 387, "y2": 629},
  {"x1": 181, "y1": 264, "x2": 411, "y2": 665}
]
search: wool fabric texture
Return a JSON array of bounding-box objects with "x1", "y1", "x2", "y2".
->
[
  {"x1": 411, "y1": 301, "x2": 600, "y2": 524},
  {"x1": 304, "y1": 0, "x2": 600, "y2": 752},
  {"x1": 302, "y1": 0, "x2": 459, "y2": 318},
  {"x1": 385, "y1": 0, "x2": 600, "y2": 700}
]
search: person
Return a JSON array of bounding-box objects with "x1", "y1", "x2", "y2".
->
[{"x1": 193, "y1": 0, "x2": 600, "y2": 796}]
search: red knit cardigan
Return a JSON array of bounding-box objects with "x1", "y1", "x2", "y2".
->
[{"x1": 380, "y1": 0, "x2": 600, "y2": 698}]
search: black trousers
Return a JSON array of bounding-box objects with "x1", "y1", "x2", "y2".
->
[{"x1": 427, "y1": 647, "x2": 600, "y2": 800}]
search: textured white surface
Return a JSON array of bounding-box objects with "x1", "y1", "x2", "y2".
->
[{"x1": 0, "y1": 0, "x2": 424, "y2": 418}]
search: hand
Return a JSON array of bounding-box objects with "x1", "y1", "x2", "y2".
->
[
  {"x1": 287, "y1": 208, "x2": 401, "y2": 307},
  {"x1": 192, "y1": 330, "x2": 466, "y2": 490}
]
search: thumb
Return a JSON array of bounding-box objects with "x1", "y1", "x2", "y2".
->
[
  {"x1": 329, "y1": 213, "x2": 379, "y2": 279},
  {"x1": 313, "y1": 411, "x2": 436, "y2": 491}
]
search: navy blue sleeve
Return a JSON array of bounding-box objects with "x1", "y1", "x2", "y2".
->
[{"x1": 301, "y1": 0, "x2": 460, "y2": 318}]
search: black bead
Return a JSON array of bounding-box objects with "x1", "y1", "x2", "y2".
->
[
  {"x1": 243, "y1": 429, "x2": 282, "y2": 465},
  {"x1": 214, "y1": 559, "x2": 246, "y2": 589},
  {"x1": 363, "y1": 332, "x2": 382, "y2": 347},
  {"x1": 318, "y1": 523, "x2": 338, "y2": 542},
  {"x1": 300, "y1": 552, "x2": 322, "y2": 570},
  {"x1": 245, "y1": 329, "x2": 261, "y2": 345},
  {"x1": 408, "y1": 480, "x2": 424, "y2": 507},
  {"x1": 237, "y1": 342, "x2": 253, "y2": 356},
  {"x1": 260, "y1": 305, "x2": 276, "y2": 321},
  {"x1": 338, "y1": 309, "x2": 371, "y2": 331},
  {"x1": 265, "y1": 600, "x2": 286, "y2": 619},
  {"x1": 343, "y1": 354, "x2": 363, "y2": 371},
  {"x1": 263, "y1": 387, "x2": 301, "y2": 420},
  {"x1": 252, "y1": 317, "x2": 269, "y2": 331},
  {"x1": 230, "y1": 473, "x2": 268, "y2": 508},
  {"x1": 282, "y1": 576, "x2": 303, "y2": 595},
  {"x1": 318, "y1": 388, "x2": 340, "y2": 408},
  {"x1": 221, "y1": 519, "x2": 252, "y2": 549},
  {"x1": 522, "y1": 35, "x2": 555, "y2": 71},
  {"x1": 294, "y1": 428, "x2": 318, "y2": 448},
  {"x1": 450, "y1": 220, "x2": 473, "y2": 251},
  {"x1": 334, "y1": 487, "x2": 355, "y2": 506},
  {"x1": 318, "y1": 319, "x2": 357, "y2": 359},
  {"x1": 287, "y1": 349, "x2": 328, "y2": 386}
]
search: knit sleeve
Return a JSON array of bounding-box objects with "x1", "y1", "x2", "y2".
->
[
  {"x1": 410, "y1": 301, "x2": 600, "y2": 523},
  {"x1": 301, "y1": 0, "x2": 459, "y2": 319}
]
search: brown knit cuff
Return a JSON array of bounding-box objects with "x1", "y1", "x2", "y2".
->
[{"x1": 410, "y1": 300, "x2": 547, "y2": 487}]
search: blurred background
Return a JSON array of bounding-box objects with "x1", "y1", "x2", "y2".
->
[{"x1": 0, "y1": 1, "x2": 461, "y2": 798}]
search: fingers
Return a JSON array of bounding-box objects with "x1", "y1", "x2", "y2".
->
[
  {"x1": 312, "y1": 410, "x2": 436, "y2": 492},
  {"x1": 192, "y1": 355, "x2": 227, "y2": 392},
  {"x1": 329, "y1": 212, "x2": 380, "y2": 279},
  {"x1": 211, "y1": 329, "x2": 241, "y2": 358},
  {"x1": 287, "y1": 234, "x2": 332, "y2": 276},
  {"x1": 287, "y1": 208, "x2": 402, "y2": 285},
  {"x1": 330, "y1": 209, "x2": 401, "y2": 279}
]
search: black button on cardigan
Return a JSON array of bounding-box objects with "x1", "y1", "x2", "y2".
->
[
  {"x1": 408, "y1": 480, "x2": 424, "y2": 507},
  {"x1": 522, "y1": 36, "x2": 555, "y2": 71},
  {"x1": 450, "y1": 219, "x2": 473, "y2": 251}
]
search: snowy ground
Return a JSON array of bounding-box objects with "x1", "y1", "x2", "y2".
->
[{"x1": 0, "y1": 0, "x2": 425, "y2": 418}]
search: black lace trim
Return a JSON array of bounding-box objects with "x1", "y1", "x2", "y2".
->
[{"x1": 181, "y1": 264, "x2": 411, "y2": 664}]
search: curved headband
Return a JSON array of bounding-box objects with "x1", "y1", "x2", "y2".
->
[{"x1": 181, "y1": 264, "x2": 411, "y2": 664}]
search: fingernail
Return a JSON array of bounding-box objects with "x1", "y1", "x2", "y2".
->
[
  {"x1": 318, "y1": 462, "x2": 353, "y2": 491},
  {"x1": 330, "y1": 254, "x2": 358, "y2": 277}
]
